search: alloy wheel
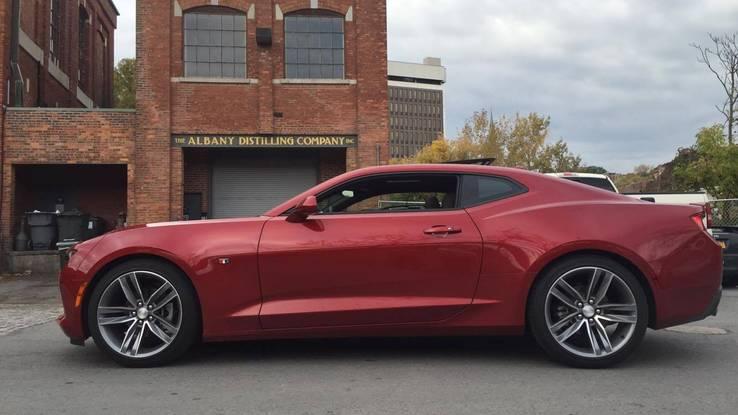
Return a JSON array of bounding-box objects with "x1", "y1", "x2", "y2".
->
[
  {"x1": 96, "y1": 271, "x2": 182, "y2": 359},
  {"x1": 544, "y1": 266, "x2": 638, "y2": 358}
]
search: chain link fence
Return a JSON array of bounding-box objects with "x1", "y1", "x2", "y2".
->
[{"x1": 709, "y1": 199, "x2": 738, "y2": 228}]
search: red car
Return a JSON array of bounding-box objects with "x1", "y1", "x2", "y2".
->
[{"x1": 58, "y1": 164, "x2": 723, "y2": 368}]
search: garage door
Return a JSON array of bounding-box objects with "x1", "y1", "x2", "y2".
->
[{"x1": 212, "y1": 153, "x2": 318, "y2": 218}]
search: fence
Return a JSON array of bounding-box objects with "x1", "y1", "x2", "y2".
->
[{"x1": 709, "y1": 199, "x2": 738, "y2": 228}]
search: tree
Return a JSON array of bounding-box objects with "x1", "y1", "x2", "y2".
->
[
  {"x1": 673, "y1": 124, "x2": 738, "y2": 198},
  {"x1": 113, "y1": 58, "x2": 136, "y2": 109},
  {"x1": 393, "y1": 110, "x2": 585, "y2": 173},
  {"x1": 692, "y1": 33, "x2": 738, "y2": 144},
  {"x1": 579, "y1": 165, "x2": 608, "y2": 174}
]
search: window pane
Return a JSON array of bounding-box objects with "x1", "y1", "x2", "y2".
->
[
  {"x1": 285, "y1": 33, "x2": 296, "y2": 48},
  {"x1": 209, "y1": 30, "x2": 222, "y2": 46},
  {"x1": 221, "y1": 14, "x2": 234, "y2": 30},
  {"x1": 333, "y1": 33, "x2": 344, "y2": 47},
  {"x1": 197, "y1": 46, "x2": 210, "y2": 62},
  {"x1": 333, "y1": 49, "x2": 344, "y2": 65},
  {"x1": 222, "y1": 63, "x2": 235, "y2": 77},
  {"x1": 234, "y1": 31, "x2": 246, "y2": 47},
  {"x1": 286, "y1": 65, "x2": 299, "y2": 78},
  {"x1": 221, "y1": 31, "x2": 234, "y2": 46},
  {"x1": 233, "y1": 15, "x2": 246, "y2": 29},
  {"x1": 184, "y1": 46, "x2": 196, "y2": 61},
  {"x1": 321, "y1": 49, "x2": 333, "y2": 64},
  {"x1": 309, "y1": 65, "x2": 321, "y2": 78},
  {"x1": 297, "y1": 49, "x2": 309, "y2": 64},
  {"x1": 209, "y1": 63, "x2": 222, "y2": 77},
  {"x1": 234, "y1": 47, "x2": 245, "y2": 63},
  {"x1": 320, "y1": 65, "x2": 333, "y2": 78},
  {"x1": 285, "y1": 16, "x2": 297, "y2": 32},
  {"x1": 184, "y1": 30, "x2": 197, "y2": 45},
  {"x1": 197, "y1": 62, "x2": 209, "y2": 76},
  {"x1": 309, "y1": 49, "x2": 321, "y2": 64},
  {"x1": 320, "y1": 33, "x2": 332, "y2": 48},
  {"x1": 298, "y1": 65, "x2": 310, "y2": 78},
  {"x1": 197, "y1": 30, "x2": 210, "y2": 46},
  {"x1": 210, "y1": 47, "x2": 222, "y2": 62},
  {"x1": 333, "y1": 65, "x2": 344, "y2": 79},
  {"x1": 285, "y1": 49, "x2": 298, "y2": 64},
  {"x1": 185, "y1": 62, "x2": 197, "y2": 76},
  {"x1": 234, "y1": 64, "x2": 246, "y2": 78},
  {"x1": 222, "y1": 47, "x2": 234, "y2": 63},
  {"x1": 184, "y1": 13, "x2": 197, "y2": 29}
]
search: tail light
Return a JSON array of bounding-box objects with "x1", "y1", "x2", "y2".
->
[{"x1": 691, "y1": 213, "x2": 706, "y2": 231}]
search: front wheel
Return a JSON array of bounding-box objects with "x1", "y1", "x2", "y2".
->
[
  {"x1": 87, "y1": 259, "x2": 200, "y2": 367},
  {"x1": 528, "y1": 256, "x2": 649, "y2": 368}
]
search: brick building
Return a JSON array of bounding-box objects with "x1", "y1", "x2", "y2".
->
[{"x1": 0, "y1": 0, "x2": 389, "y2": 269}]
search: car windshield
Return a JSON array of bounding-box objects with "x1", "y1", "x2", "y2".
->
[{"x1": 563, "y1": 177, "x2": 617, "y2": 192}]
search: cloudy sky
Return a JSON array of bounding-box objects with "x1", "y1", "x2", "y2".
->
[{"x1": 113, "y1": 0, "x2": 738, "y2": 172}]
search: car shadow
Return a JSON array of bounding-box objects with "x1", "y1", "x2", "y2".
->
[{"x1": 58, "y1": 331, "x2": 716, "y2": 370}]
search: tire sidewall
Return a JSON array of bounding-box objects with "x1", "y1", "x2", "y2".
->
[
  {"x1": 87, "y1": 259, "x2": 200, "y2": 368},
  {"x1": 528, "y1": 255, "x2": 649, "y2": 368}
]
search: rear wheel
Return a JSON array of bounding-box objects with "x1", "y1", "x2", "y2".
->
[
  {"x1": 87, "y1": 259, "x2": 199, "y2": 367},
  {"x1": 528, "y1": 255, "x2": 648, "y2": 368}
]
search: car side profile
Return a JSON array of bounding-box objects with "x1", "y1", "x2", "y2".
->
[{"x1": 58, "y1": 164, "x2": 723, "y2": 368}]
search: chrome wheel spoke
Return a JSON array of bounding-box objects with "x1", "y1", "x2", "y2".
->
[
  {"x1": 556, "y1": 319, "x2": 585, "y2": 343},
  {"x1": 146, "y1": 282, "x2": 173, "y2": 306},
  {"x1": 551, "y1": 279, "x2": 584, "y2": 309},
  {"x1": 147, "y1": 321, "x2": 174, "y2": 344},
  {"x1": 599, "y1": 303, "x2": 636, "y2": 312},
  {"x1": 131, "y1": 324, "x2": 146, "y2": 356},
  {"x1": 98, "y1": 315, "x2": 136, "y2": 326},
  {"x1": 549, "y1": 312, "x2": 579, "y2": 333},
  {"x1": 594, "y1": 320, "x2": 613, "y2": 353},
  {"x1": 598, "y1": 313, "x2": 637, "y2": 324},
  {"x1": 585, "y1": 321, "x2": 603, "y2": 356},
  {"x1": 152, "y1": 290, "x2": 178, "y2": 312},
  {"x1": 119, "y1": 275, "x2": 141, "y2": 306},
  {"x1": 153, "y1": 315, "x2": 178, "y2": 333},
  {"x1": 592, "y1": 272, "x2": 613, "y2": 305},
  {"x1": 120, "y1": 322, "x2": 138, "y2": 354}
]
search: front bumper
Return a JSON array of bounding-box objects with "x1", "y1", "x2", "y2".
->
[{"x1": 57, "y1": 265, "x2": 90, "y2": 345}]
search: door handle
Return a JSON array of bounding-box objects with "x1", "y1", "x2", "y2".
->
[{"x1": 424, "y1": 225, "x2": 462, "y2": 236}]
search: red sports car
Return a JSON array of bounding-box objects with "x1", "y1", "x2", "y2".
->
[{"x1": 58, "y1": 164, "x2": 723, "y2": 368}]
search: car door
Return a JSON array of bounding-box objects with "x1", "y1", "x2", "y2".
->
[{"x1": 257, "y1": 173, "x2": 484, "y2": 329}]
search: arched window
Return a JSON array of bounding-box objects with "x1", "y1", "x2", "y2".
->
[
  {"x1": 285, "y1": 11, "x2": 344, "y2": 79},
  {"x1": 184, "y1": 7, "x2": 247, "y2": 78}
]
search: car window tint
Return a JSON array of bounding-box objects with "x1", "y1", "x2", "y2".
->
[
  {"x1": 317, "y1": 174, "x2": 458, "y2": 214},
  {"x1": 460, "y1": 175, "x2": 524, "y2": 207}
]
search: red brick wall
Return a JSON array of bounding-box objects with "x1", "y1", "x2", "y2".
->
[
  {"x1": 134, "y1": 1, "x2": 174, "y2": 225},
  {"x1": 0, "y1": 108, "x2": 135, "y2": 252},
  {"x1": 1, "y1": 0, "x2": 11, "y2": 256},
  {"x1": 13, "y1": 0, "x2": 117, "y2": 109}
]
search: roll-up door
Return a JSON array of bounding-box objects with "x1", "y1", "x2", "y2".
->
[{"x1": 211, "y1": 152, "x2": 318, "y2": 218}]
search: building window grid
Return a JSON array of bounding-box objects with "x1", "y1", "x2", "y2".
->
[
  {"x1": 50, "y1": 0, "x2": 64, "y2": 66},
  {"x1": 285, "y1": 13, "x2": 345, "y2": 79},
  {"x1": 184, "y1": 11, "x2": 247, "y2": 78}
]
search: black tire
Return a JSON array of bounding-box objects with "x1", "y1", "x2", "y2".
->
[
  {"x1": 87, "y1": 258, "x2": 200, "y2": 367},
  {"x1": 528, "y1": 255, "x2": 649, "y2": 368}
]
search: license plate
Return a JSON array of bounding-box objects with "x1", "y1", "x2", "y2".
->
[{"x1": 717, "y1": 240, "x2": 727, "y2": 249}]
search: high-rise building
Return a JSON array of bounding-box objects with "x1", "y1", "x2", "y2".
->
[{"x1": 388, "y1": 57, "x2": 446, "y2": 159}]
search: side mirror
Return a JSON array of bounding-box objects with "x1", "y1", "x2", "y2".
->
[{"x1": 287, "y1": 196, "x2": 318, "y2": 223}]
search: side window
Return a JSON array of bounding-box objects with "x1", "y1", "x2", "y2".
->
[
  {"x1": 460, "y1": 175, "x2": 524, "y2": 207},
  {"x1": 317, "y1": 174, "x2": 458, "y2": 214}
]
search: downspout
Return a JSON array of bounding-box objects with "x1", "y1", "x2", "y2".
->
[{"x1": 9, "y1": 0, "x2": 23, "y2": 107}]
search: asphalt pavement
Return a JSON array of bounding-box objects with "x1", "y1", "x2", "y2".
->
[{"x1": 0, "y1": 274, "x2": 737, "y2": 415}]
